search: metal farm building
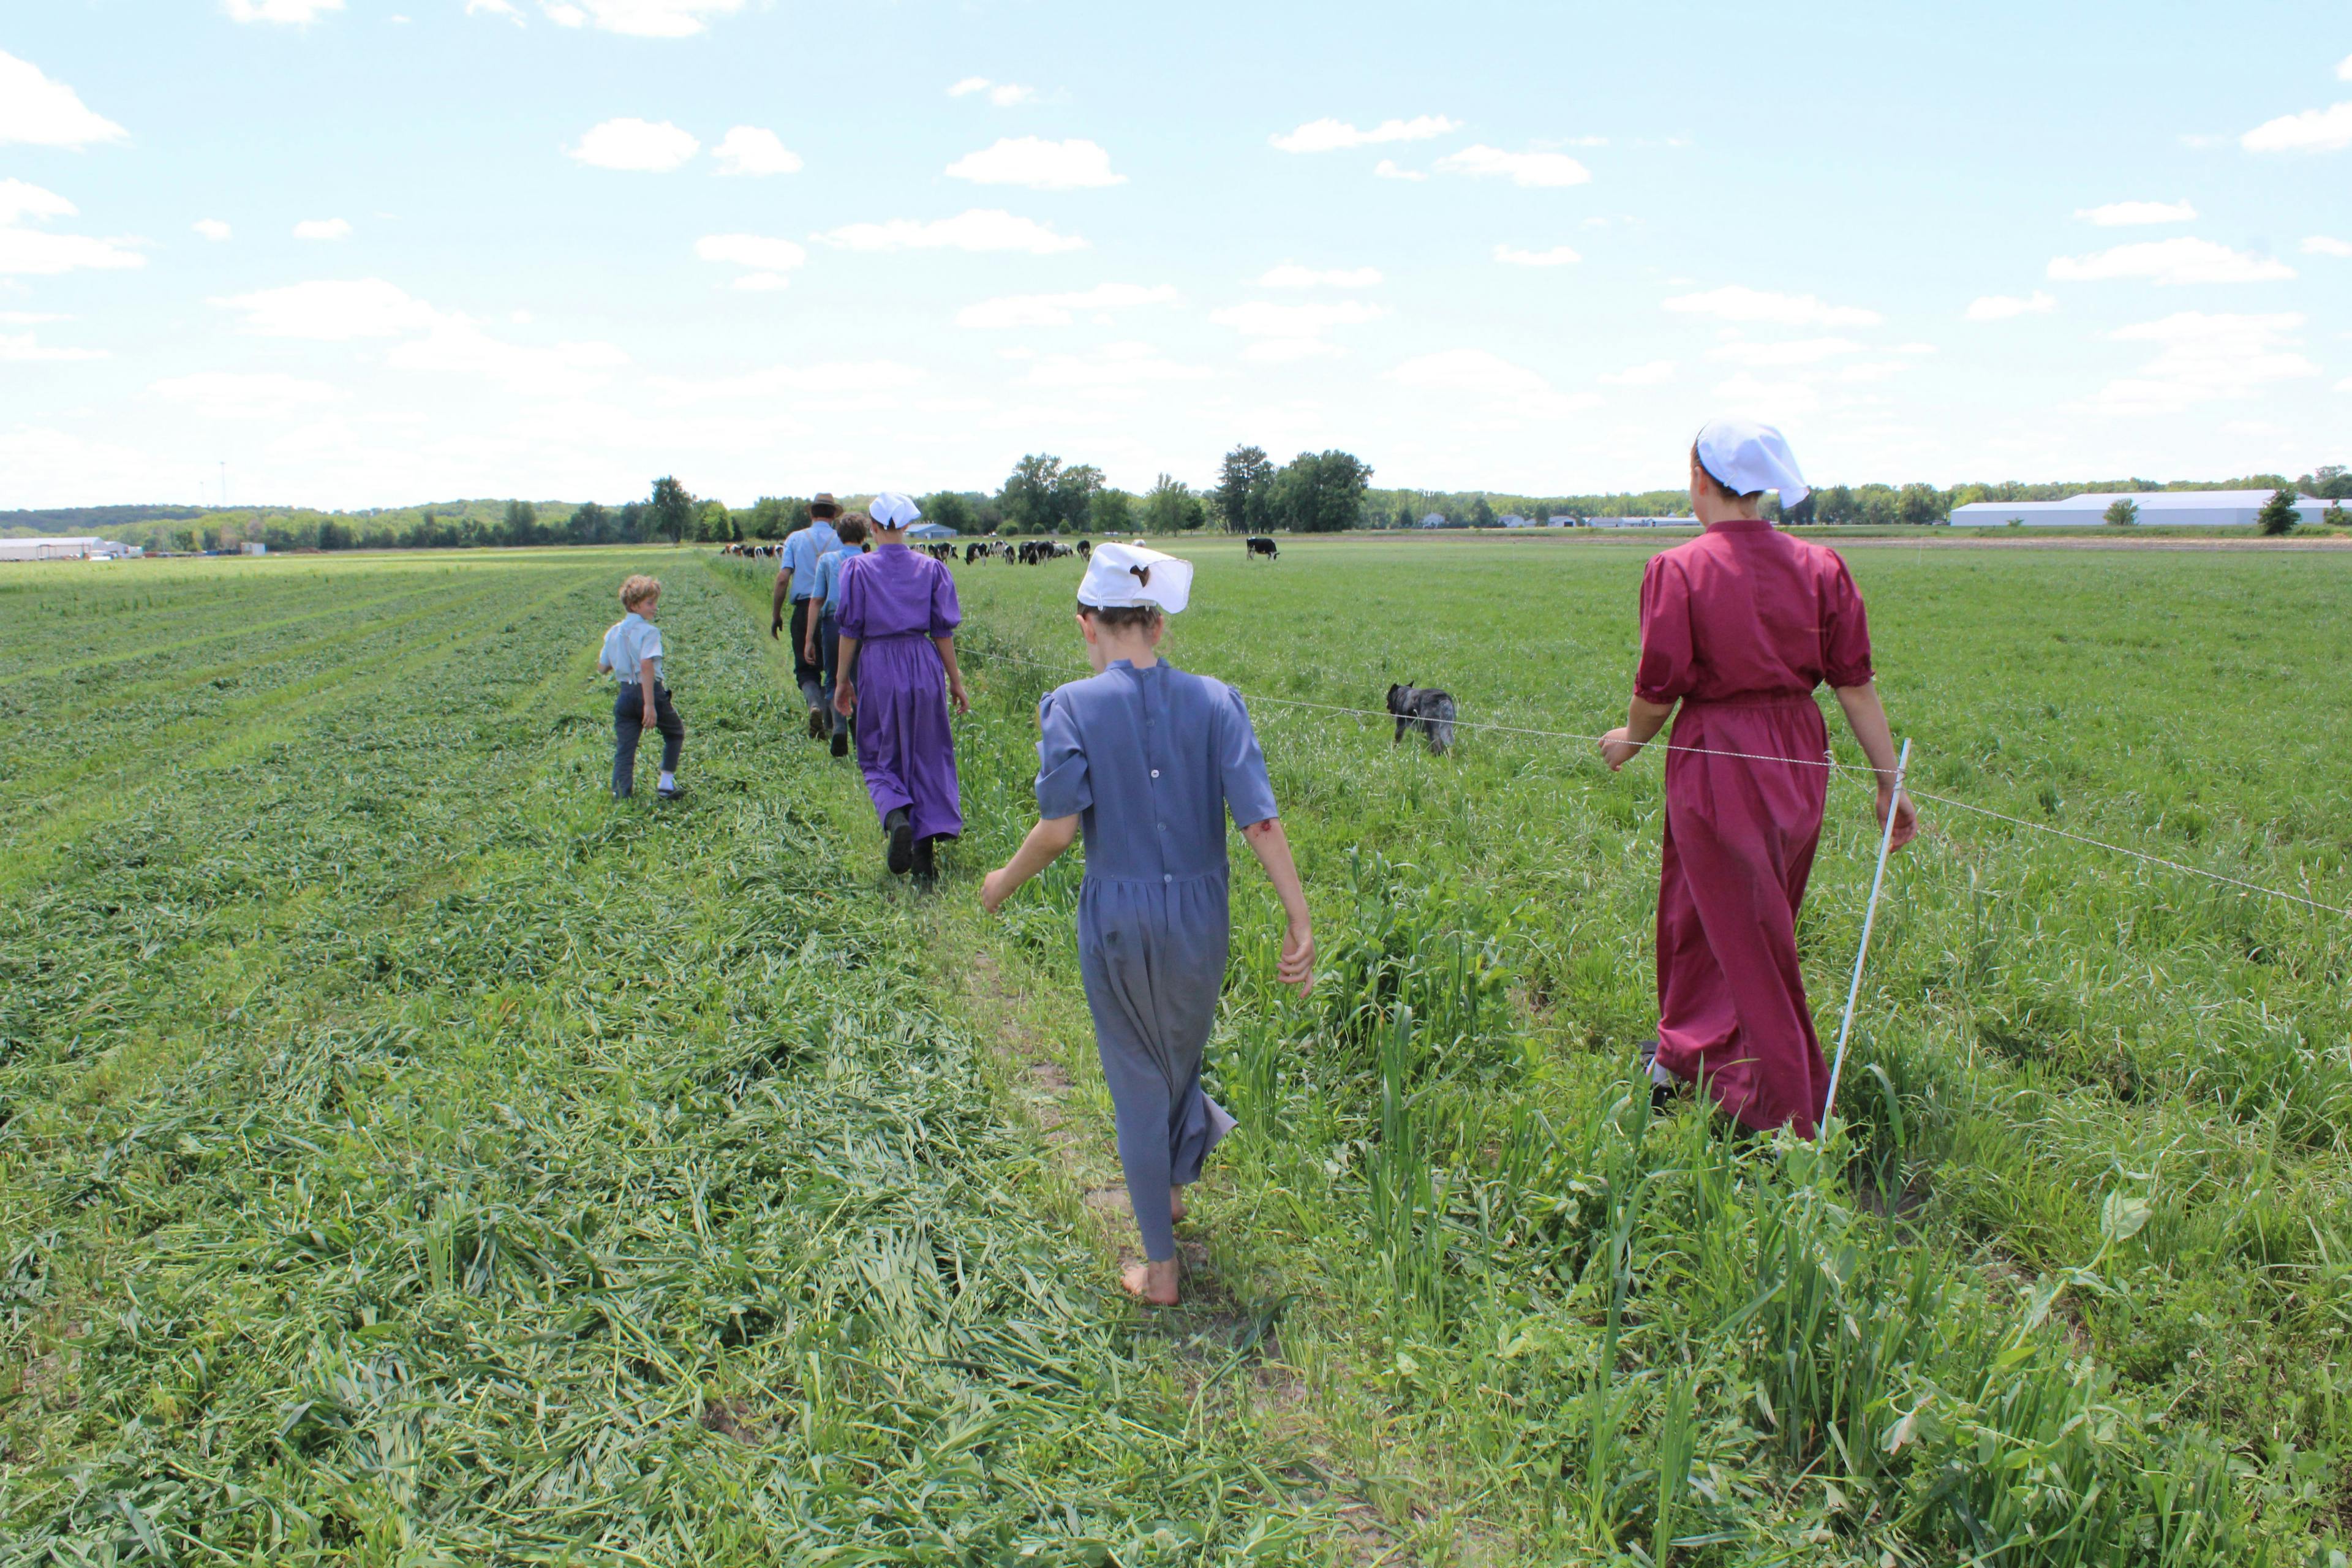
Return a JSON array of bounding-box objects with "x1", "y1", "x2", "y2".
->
[{"x1": 1948, "y1": 491, "x2": 2331, "y2": 529}]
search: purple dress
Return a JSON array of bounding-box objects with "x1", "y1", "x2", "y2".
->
[{"x1": 836, "y1": 544, "x2": 963, "y2": 840}]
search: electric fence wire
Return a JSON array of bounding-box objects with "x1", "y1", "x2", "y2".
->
[{"x1": 966, "y1": 640, "x2": 2352, "y2": 919}]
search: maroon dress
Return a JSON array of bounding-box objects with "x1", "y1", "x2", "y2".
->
[{"x1": 1635, "y1": 518, "x2": 1874, "y2": 1137}]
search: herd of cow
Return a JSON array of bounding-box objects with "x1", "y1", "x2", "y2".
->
[{"x1": 725, "y1": 534, "x2": 1283, "y2": 563}]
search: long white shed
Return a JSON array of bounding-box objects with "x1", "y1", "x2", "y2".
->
[{"x1": 1948, "y1": 491, "x2": 2331, "y2": 528}]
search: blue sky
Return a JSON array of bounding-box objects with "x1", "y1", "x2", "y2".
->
[{"x1": 3, "y1": 0, "x2": 2348, "y2": 509}]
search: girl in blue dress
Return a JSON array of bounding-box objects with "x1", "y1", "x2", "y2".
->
[{"x1": 981, "y1": 543, "x2": 1314, "y2": 1305}]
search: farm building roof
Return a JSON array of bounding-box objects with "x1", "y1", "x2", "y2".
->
[{"x1": 1949, "y1": 490, "x2": 2331, "y2": 527}]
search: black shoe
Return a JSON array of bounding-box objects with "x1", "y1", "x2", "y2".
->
[
  {"x1": 885, "y1": 808, "x2": 914, "y2": 875},
  {"x1": 657, "y1": 783, "x2": 685, "y2": 802},
  {"x1": 1637, "y1": 1038, "x2": 1678, "y2": 1114},
  {"x1": 911, "y1": 834, "x2": 937, "y2": 889},
  {"x1": 830, "y1": 726, "x2": 848, "y2": 758},
  {"x1": 807, "y1": 707, "x2": 827, "y2": 741}
]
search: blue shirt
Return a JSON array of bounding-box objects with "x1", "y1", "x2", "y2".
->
[
  {"x1": 1035, "y1": 660, "x2": 1278, "y2": 885},
  {"x1": 779, "y1": 521, "x2": 840, "y2": 599},
  {"x1": 600, "y1": 612, "x2": 663, "y2": 685},
  {"x1": 812, "y1": 544, "x2": 861, "y2": 614}
]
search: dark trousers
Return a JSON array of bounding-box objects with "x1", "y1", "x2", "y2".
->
[
  {"x1": 612, "y1": 682, "x2": 683, "y2": 796},
  {"x1": 790, "y1": 598, "x2": 824, "y2": 709},
  {"x1": 818, "y1": 608, "x2": 848, "y2": 733}
]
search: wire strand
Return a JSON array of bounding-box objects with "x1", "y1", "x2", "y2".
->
[{"x1": 967, "y1": 639, "x2": 2350, "y2": 919}]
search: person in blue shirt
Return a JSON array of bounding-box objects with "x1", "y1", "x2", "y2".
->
[
  {"x1": 597, "y1": 573, "x2": 684, "y2": 800},
  {"x1": 981, "y1": 543, "x2": 1313, "y2": 1305},
  {"x1": 769, "y1": 492, "x2": 842, "y2": 739},
  {"x1": 804, "y1": 511, "x2": 870, "y2": 758}
]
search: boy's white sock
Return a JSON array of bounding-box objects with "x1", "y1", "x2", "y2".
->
[{"x1": 659, "y1": 771, "x2": 676, "y2": 790}]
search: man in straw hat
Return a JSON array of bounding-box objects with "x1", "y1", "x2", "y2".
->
[
  {"x1": 981, "y1": 541, "x2": 1313, "y2": 1305},
  {"x1": 1598, "y1": 418, "x2": 1915, "y2": 1138},
  {"x1": 772, "y1": 493, "x2": 843, "y2": 740}
]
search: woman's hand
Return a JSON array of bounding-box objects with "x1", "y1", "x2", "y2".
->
[
  {"x1": 949, "y1": 677, "x2": 970, "y2": 715},
  {"x1": 1278, "y1": 916, "x2": 1315, "y2": 997},
  {"x1": 1877, "y1": 787, "x2": 1919, "y2": 851},
  {"x1": 1597, "y1": 727, "x2": 1645, "y2": 771},
  {"x1": 834, "y1": 680, "x2": 855, "y2": 717}
]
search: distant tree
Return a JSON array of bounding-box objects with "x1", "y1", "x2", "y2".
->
[
  {"x1": 318, "y1": 518, "x2": 352, "y2": 550},
  {"x1": 1816, "y1": 485, "x2": 1858, "y2": 525},
  {"x1": 502, "y1": 499, "x2": 539, "y2": 545},
  {"x1": 748, "y1": 496, "x2": 801, "y2": 540},
  {"x1": 1001, "y1": 453, "x2": 1065, "y2": 533},
  {"x1": 1271, "y1": 449, "x2": 1373, "y2": 533},
  {"x1": 2256, "y1": 487, "x2": 2301, "y2": 536},
  {"x1": 568, "y1": 501, "x2": 611, "y2": 545},
  {"x1": 923, "y1": 491, "x2": 975, "y2": 535},
  {"x1": 1470, "y1": 494, "x2": 1496, "y2": 529},
  {"x1": 1141, "y1": 473, "x2": 1189, "y2": 533},
  {"x1": 1054, "y1": 463, "x2": 1105, "y2": 532},
  {"x1": 648, "y1": 476, "x2": 696, "y2": 544},
  {"x1": 1215, "y1": 445, "x2": 1275, "y2": 533},
  {"x1": 618, "y1": 500, "x2": 647, "y2": 543},
  {"x1": 1896, "y1": 483, "x2": 1945, "y2": 527},
  {"x1": 2102, "y1": 497, "x2": 2140, "y2": 527},
  {"x1": 2294, "y1": 464, "x2": 2350, "y2": 500},
  {"x1": 694, "y1": 498, "x2": 734, "y2": 542},
  {"x1": 1091, "y1": 488, "x2": 1134, "y2": 534},
  {"x1": 1392, "y1": 502, "x2": 1414, "y2": 530},
  {"x1": 2323, "y1": 501, "x2": 2347, "y2": 529},
  {"x1": 1782, "y1": 492, "x2": 1817, "y2": 527}
]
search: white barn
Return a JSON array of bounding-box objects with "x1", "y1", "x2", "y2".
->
[
  {"x1": 1949, "y1": 490, "x2": 2331, "y2": 529},
  {"x1": 0, "y1": 535, "x2": 140, "y2": 561}
]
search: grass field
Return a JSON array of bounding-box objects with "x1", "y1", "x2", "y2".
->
[{"x1": 4, "y1": 537, "x2": 2348, "y2": 1566}]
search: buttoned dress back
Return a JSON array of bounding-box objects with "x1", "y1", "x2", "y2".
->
[
  {"x1": 1036, "y1": 660, "x2": 1278, "y2": 1262},
  {"x1": 1635, "y1": 518, "x2": 1875, "y2": 1136}
]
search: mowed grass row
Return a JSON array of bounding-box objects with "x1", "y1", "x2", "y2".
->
[
  {"x1": 1, "y1": 553, "x2": 1344, "y2": 1565},
  {"x1": 921, "y1": 535, "x2": 2352, "y2": 1563}
]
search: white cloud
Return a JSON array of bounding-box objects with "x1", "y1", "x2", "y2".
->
[
  {"x1": 2086, "y1": 311, "x2": 2317, "y2": 414},
  {"x1": 1371, "y1": 159, "x2": 1427, "y2": 181},
  {"x1": 2302, "y1": 235, "x2": 2352, "y2": 257},
  {"x1": 1495, "y1": 244, "x2": 1580, "y2": 266},
  {"x1": 0, "y1": 330, "x2": 105, "y2": 363},
  {"x1": 653, "y1": 360, "x2": 924, "y2": 405},
  {"x1": 944, "y1": 137, "x2": 1123, "y2": 189},
  {"x1": 1965, "y1": 290, "x2": 2057, "y2": 320},
  {"x1": 1258, "y1": 263, "x2": 1381, "y2": 288},
  {"x1": 2340, "y1": 51, "x2": 2352, "y2": 81},
  {"x1": 1208, "y1": 300, "x2": 1387, "y2": 337},
  {"x1": 1387, "y1": 347, "x2": 1600, "y2": 417},
  {"x1": 1707, "y1": 336, "x2": 1864, "y2": 366},
  {"x1": 149, "y1": 371, "x2": 342, "y2": 418},
  {"x1": 548, "y1": 0, "x2": 742, "y2": 36},
  {"x1": 0, "y1": 183, "x2": 145, "y2": 276},
  {"x1": 0, "y1": 311, "x2": 63, "y2": 324},
  {"x1": 1435, "y1": 145, "x2": 1593, "y2": 187},
  {"x1": 465, "y1": 0, "x2": 522, "y2": 18},
  {"x1": 1270, "y1": 115, "x2": 1460, "y2": 153},
  {"x1": 2047, "y1": 236, "x2": 2293, "y2": 285},
  {"x1": 695, "y1": 233, "x2": 808, "y2": 273},
  {"x1": 213, "y1": 277, "x2": 441, "y2": 339},
  {"x1": 2075, "y1": 199, "x2": 2196, "y2": 225},
  {"x1": 2241, "y1": 101, "x2": 2352, "y2": 153},
  {"x1": 1662, "y1": 285, "x2": 1882, "y2": 326},
  {"x1": 814, "y1": 209, "x2": 1087, "y2": 254},
  {"x1": 711, "y1": 126, "x2": 801, "y2": 176},
  {"x1": 293, "y1": 217, "x2": 352, "y2": 241},
  {"x1": 1709, "y1": 371, "x2": 1820, "y2": 417},
  {"x1": 957, "y1": 282, "x2": 1178, "y2": 328},
  {"x1": 1018, "y1": 341, "x2": 1212, "y2": 392},
  {"x1": 949, "y1": 77, "x2": 1036, "y2": 107},
  {"x1": 386, "y1": 318, "x2": 628, "y2": 385},
  {"x1": 1599, "y1": 359, "x2": 1676, "y2": 386},
  {"x1": 1835, "y1": 361, "x2": 1912, "y2": 383},
  {"x1": 731, "y1": 273, "x2": 791, "y2": 292},
  {"x1": 567, "y1": 118, "x2": 699, "y2": 172},
  {"x1": 224, "y1": 0, "x2": 344, "y2": 22},
  {"x1": 0, "y1": 51, "x2": 129, "y2": 147},
  {"x1": 1240, "y1": 338, "x2": 1341, "y2": 364},
  {"x1": 194, "y1": 218, "x2": 233, "y2": 241},
  {"x1": 0, "y1": 179, "x2": 75, "y2": 227}
]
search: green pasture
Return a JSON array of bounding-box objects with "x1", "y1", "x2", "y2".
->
[{"x1": 2, "y1": 538, "x2": 2348, "y2": 1565}]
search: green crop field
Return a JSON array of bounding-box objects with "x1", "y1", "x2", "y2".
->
[{"x1": 3, "y1": 538, "x2": 2348, "y2": 1566}]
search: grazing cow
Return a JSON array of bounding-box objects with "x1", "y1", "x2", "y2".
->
[
  {"x1": 1077, "y1": 540, "x2": 1091, "y2": 558},
  {"x1": 1386, "y1": 682, "x2": 1458, "y2": 755},
  {"x1": 1246, "y1": 535, "x2": 1279, "y2": 560}
]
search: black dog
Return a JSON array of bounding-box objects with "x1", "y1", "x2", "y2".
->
[{"x1": 1386, "y1": 682, "x2": 1457, "y2": 755}]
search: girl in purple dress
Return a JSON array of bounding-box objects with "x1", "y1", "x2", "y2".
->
[{"x1": 832, "y1": 492, "x2": 968, "y2": 886}]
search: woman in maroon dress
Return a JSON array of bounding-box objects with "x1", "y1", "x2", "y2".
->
[{"x1": 1599, "y1": 419, "x2": 1917, "y2": 1137}]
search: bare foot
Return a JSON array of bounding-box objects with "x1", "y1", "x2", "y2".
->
[
  {"x1": 1120, "y1": 1258, "x2": 1180, "y2": 1305},
  {"x1": 1170, "y1": 1188, "x2": 1188, "y2": 1224}
]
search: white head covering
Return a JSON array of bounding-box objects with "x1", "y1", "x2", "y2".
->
[
  {"x1": 1077, "y1": 540, "x2": 1193, "y2": 614},
  {"x1": 1694, "y1": 418, "x2": 1808, "y2": 508},
  {"x1": 870, "y1": 491, "x2": 921, "y2": 529}
]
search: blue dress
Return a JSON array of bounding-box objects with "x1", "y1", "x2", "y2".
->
[{"x1": 1036, "y1": 659, "x2": 1280, "y2": 1264}]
